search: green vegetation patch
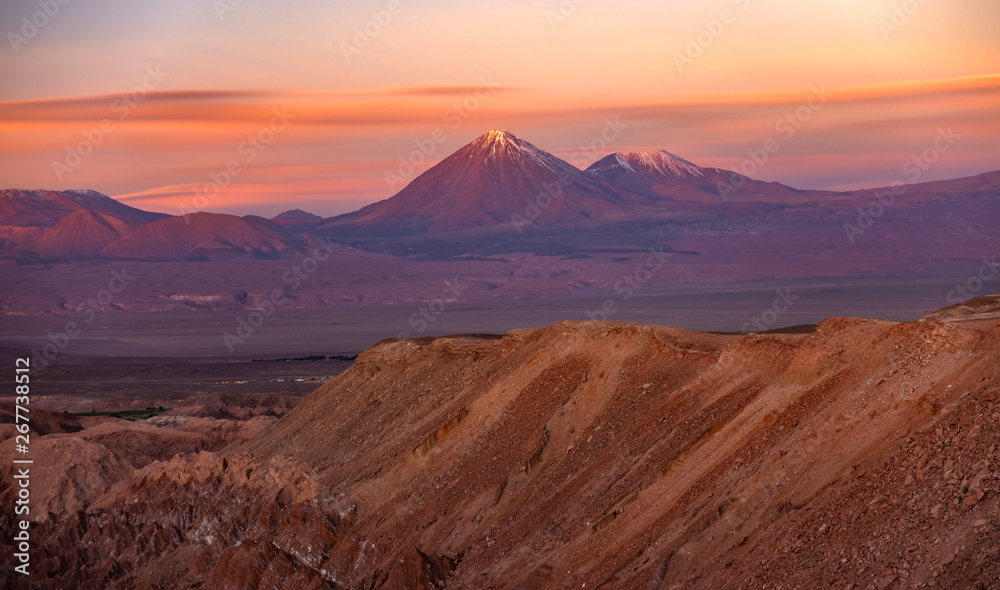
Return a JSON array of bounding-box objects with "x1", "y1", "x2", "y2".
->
[{"x1": 252, "y1": 355, "x2": 358, "y2": 362}]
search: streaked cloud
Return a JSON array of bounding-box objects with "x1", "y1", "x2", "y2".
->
[{"x1": 1, "y1": 75, "x2": 997, "y2": 216}]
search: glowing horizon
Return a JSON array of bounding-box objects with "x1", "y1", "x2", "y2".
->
[{"x1": 1, "y1": 0, "x2": 997, "y2": 217}]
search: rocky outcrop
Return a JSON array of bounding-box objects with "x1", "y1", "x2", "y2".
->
[
  {"x1": 923, "y1": 294, "x2": 1000, "y2": 323},
  {"x1": 0, "y1": 436, "x2": 134, "y2": 524},
  {"x1": 2, "y1": 312, "x2": 999, "y2": 588}
]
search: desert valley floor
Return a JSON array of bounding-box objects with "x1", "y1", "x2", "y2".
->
[{"x1": 0, "y1": 277, "x2": 972, "y2": 360}]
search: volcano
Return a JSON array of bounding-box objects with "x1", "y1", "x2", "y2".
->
[
  {"x1": 586, "y1": 150, "x2": 809, "y2": 203},
  {"x1": 314, "y1": 130, "x2": 647, "y2": 235}
]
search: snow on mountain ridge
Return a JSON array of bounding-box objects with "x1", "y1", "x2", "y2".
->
[
  {"x1": 61, "y1": 189, "x2": 123, "y2": 208},
  {"x1": 473, "y1": 130, "x2": 582, "y2": 178},
  {"x1": 586, "y1": 150, "x2": 708, "y2": 182},
  {"x1": 613, "y1": 153, "x2": 639, "y2": 174},
  {"x1": 621, "y1": 150, "x2": 705, "y2": 178}
]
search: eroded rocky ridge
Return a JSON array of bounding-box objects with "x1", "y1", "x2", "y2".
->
[{"x1": 2, "y1": 310, "x2": 999, "y2": 589}]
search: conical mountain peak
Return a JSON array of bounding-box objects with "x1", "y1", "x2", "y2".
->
[
  {"x1": 480, "y1": 129, "x2": 515, "y2": 142},
  {"x1": 463, "y1": 129, "x2": 580, "y2": 176},
  {"x1": 469, "y1": 129, "x2": 532, "y2": 154},
  {"x1": 589, "y1": 150, "x2": 706, "y2": 180}
]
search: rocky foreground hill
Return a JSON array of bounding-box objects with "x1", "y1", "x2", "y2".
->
[{"x1": 2, "y1": 298, "x2": 1000, "y2": 588}]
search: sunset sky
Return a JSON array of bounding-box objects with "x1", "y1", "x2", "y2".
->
[{"x1": 1, "y1": 0, "x2": 998, "y2": 217}]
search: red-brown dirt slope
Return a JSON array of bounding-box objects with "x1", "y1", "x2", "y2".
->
[{"x1": 2, "y1": 307, "x2": 999, "y2": 588}]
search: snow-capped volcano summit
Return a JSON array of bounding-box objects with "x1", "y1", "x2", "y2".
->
[
  {"x1": 469, "y1": 130, "x2": 593, "y2": 178},
  {"x1": 588, "y1": 150, "x2": 706, "y2": 181},
  {"x1": 586, "y1": 150, "x2": 805, "y2": 203},
  {"x1": 478, "y1": 129, "x2": 515, "y2": 146}
]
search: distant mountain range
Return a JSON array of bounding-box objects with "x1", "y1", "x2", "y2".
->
[
  {"x1": 0, "y1": 189, "x2": 165, "y2": 228},
  {"x1": 0, "y1": 190, "x2": 315, "y2": 263},
  {"x1": 310, "y1": 130, "x2": 819, "y2": 237},
  {"x1": 1, "y1": 130, "x2": 998, "y2": 269}
]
